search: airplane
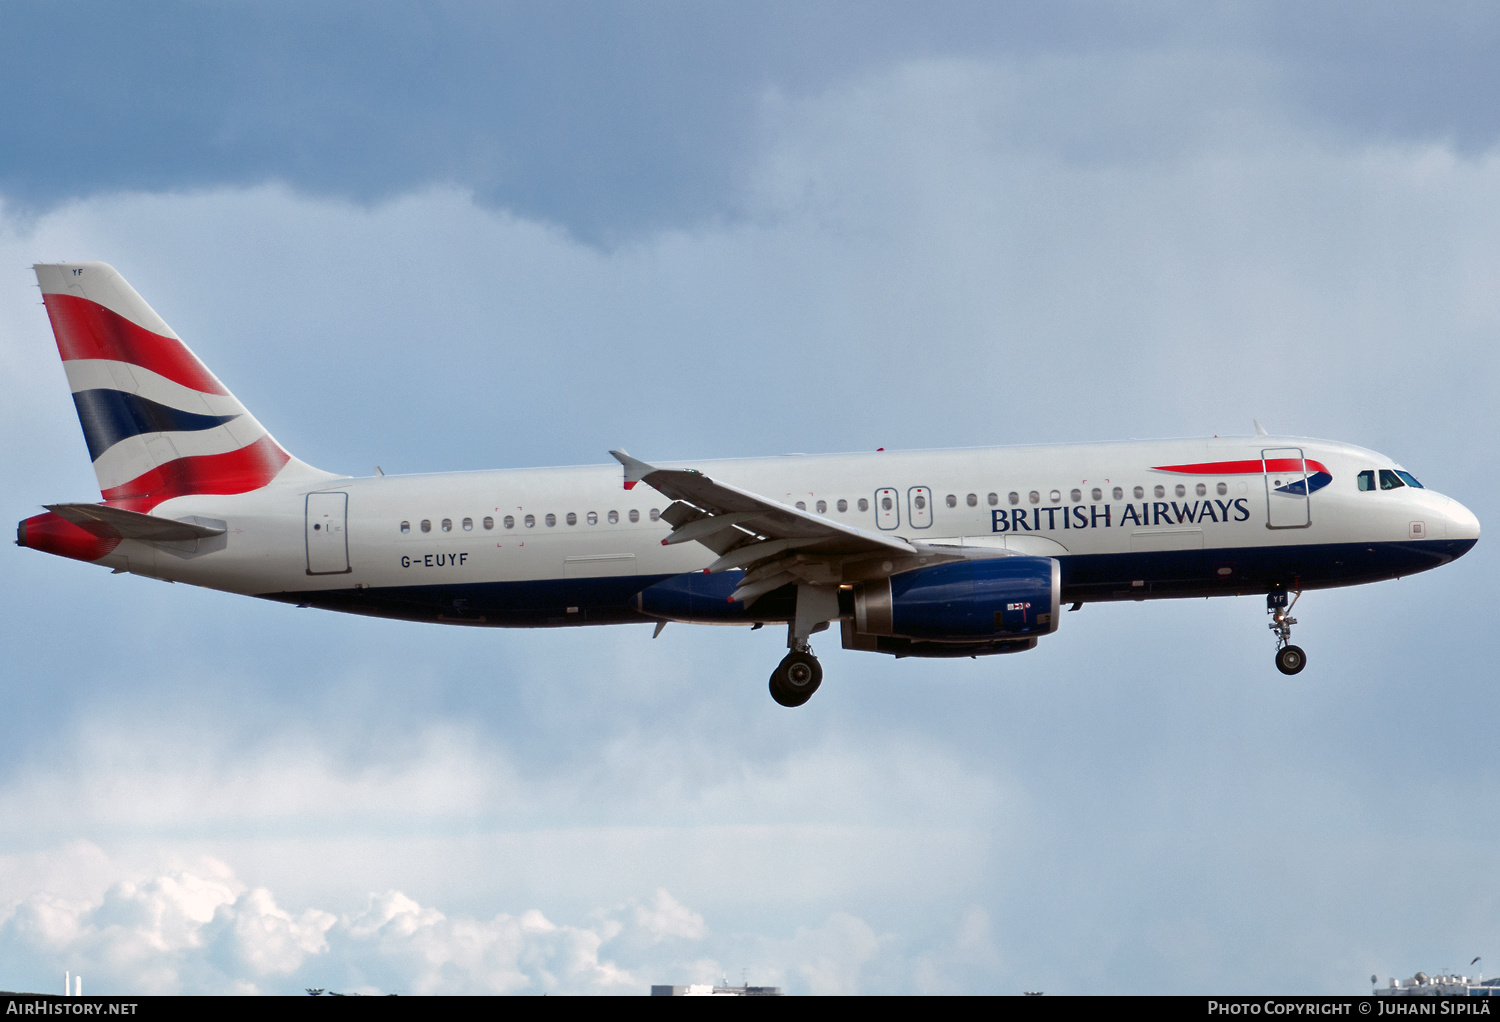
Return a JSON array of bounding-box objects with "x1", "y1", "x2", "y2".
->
[{"x1": 16, "y1": 263, "x2": 1481, "y2": 706}]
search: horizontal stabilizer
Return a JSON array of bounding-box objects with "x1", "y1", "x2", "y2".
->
[{"x1": 45, "y1": 503, "x2": 226, "y2": 542}]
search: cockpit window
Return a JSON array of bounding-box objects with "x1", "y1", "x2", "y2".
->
[
  {"x1": 1379, "y1": 470, "x2": 1405, "y2": 490},
  {"x1": 1395, "y1": 470, "x2": 1423, "y2": 489},
  {"x1": 1357, "y1": 470, "x2": 1375, "y2": 492}
]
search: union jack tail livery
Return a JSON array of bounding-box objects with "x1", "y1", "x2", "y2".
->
[
  {"x1": 19, "y1": 263, "x2": 332, "y2": 565},
  {"x1": 35, "y1": 262, "x2": 324, "y2": 510}
]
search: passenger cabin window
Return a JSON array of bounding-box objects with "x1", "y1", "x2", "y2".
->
[
  {"x1": 966, "y1": 493, "x2": 977, "y2": 507},
  {"x1": 545, "y1": 513, "x2": 557, "y2": 527},
  {"x1": 566, "y1": 512, "x2": 577, "y2": 525},
  {"x1": 629, "y1": 509, "x2": 640, "y2": 523},
  {"x1": 1396, "y1": 471, "x2": 1424, "y2": 488},
  {"x1": 587, "y1": 511, "x2": 598, "y2": 525},
  {"x1": 1358, "y1": 470, "x2": 1375, "y2": 492},
  {"x1": 441, "y1": 519, "x2": 453, "y2": 532},
  {"x1": 915, "y1": 495, "x2": 927, "y2": 510},
  {"x1": 421, "y1": 520, "x2": 432, "y2": 533},
  {"x1": 837, "y1": 499, "x2": 848, "y2": 512},
  {"x1": 1154, "y1": 485, "x2": 1165, "y2": 498},
  {"x1": 400, "y1": 521, "x2": 410, "y2": 534},
  {"x1": 857, "y1": 498, "x2": 869, "y2": 512},
  {"x1": 1070, "y1": 489, "x2": 1081, "y2": 502},
  {"x1": 988, "y1": 492, "x2": 998, "y2": 506},
  {"x1": 608, "y1": 510, "x2": 619, "y2": 524},
  {"x1": 1174, "y1": 485, "x2": 1185, "y2": 498},
  {"x1": 1049, "y1": 490, "x2": 1060, "y2": 503},
  {"x1": 795, "y1": 501, "x2": 807, "y2": 510},
  {"x1": 881, "y1": 496, "x2": 893, "y2": 510},
  {"x1": 1216, "y1": 482, "x2": 1228, "y2": 496},
  {"x1": 524, "y1": 514, "x2": 535, "y2": 528},
  {"x1": 1112, "y1": 487, "x2": 1123, "y2": 500},
  {"x1": 816, "y1": 500, "x2": 827, "y2": 514},
  {"x1": 1134, "y1": 486, "x2": 1144, "y2": 499},
  {"x1": 483, "y1": 517, "x2": 494, "y2": 530},
  {"x1": 1092, "y1": 488, "x2": 1102, "y2": 501},
  {"x1": 945, "y1": 494, "x2": 956, "y2": 508},
  {"x1": 463, "y1": 518, "x2": 473, "y2": 531},
  {"x1": 502, "y1": 516, "x2": 514, "y2": 529},
  {"x1": 1379, "y1": 470, "x2": 1405, "y2": 490},
  {"x1": 1195, "y1": 483, "x2": 1206, "y2": 497},
  {"x1": 1009, "y1": 492, "x2": 1020, "y2": 505},
  {"x1": 650, "y1": 508, "x2": 661, "y2": 521}
]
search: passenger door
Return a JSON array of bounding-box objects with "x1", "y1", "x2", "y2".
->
[{"x1": 1262, "y1": 448, "x2": 1310, "y2": 529}]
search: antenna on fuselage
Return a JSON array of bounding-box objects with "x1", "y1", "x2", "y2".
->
[{"x1": 1253, "y1": 419, "x2": 1269, "y2": 436}]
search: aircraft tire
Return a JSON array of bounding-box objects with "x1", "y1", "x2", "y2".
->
[
  {"x1": 769, "y1": 652, "x2": 823, "y2": 707},
  {"x1": 1275, "y1": 644, "x2": 1307, "y2": 676}
]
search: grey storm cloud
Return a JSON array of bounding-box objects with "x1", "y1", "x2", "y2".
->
[{"x1": 2, "y1": 1, "x2": 1500, "y2": 241}]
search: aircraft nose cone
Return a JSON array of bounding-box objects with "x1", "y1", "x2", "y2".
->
[{"x1": 1447, "y1": 498, "x2": 1481, "y2": 543}]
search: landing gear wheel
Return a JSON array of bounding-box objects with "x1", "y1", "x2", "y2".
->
[
  {"x1": 1275, "y1": 644, "x2": 1307, "y2": 676},
  {"x1": 769, "y1": 651, "x2": 823, "y2": 707}
]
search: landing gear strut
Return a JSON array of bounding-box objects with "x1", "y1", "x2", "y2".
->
[{"x1": 1268, "y1": 591, "x2": 1306, "y2": 675}]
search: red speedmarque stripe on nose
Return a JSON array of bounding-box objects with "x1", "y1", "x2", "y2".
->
[
  {"x1": 43, "y1": 292, "x2": 229, "y2": 396},
  {"x1": 1153, "y1": 459, "x2": 1330, "y2": 476},
  {"x1": 102, "y1": 435, "x2": 290, "y2": 512}
]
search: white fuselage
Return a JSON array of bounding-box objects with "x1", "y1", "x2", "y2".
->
[{"x1": 88, "y1": 435, "x2": 1478, "y2": 629}]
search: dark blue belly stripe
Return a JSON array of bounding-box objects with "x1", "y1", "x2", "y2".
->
[{"x1": 259, "y1": 538, "x2": 1476, "y2": 628}]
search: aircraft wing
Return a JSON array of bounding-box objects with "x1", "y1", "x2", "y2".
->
[{"x1": 610, "y1": 450, "x2": 925, "y2": 604}]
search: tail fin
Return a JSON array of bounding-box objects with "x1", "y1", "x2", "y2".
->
[{"x1": 34, "y1": 262, "x2": 329, "y2": 512}]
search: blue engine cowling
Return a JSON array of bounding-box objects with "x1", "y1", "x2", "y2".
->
[
  {"x1": 853, "y1": 555, "x2": 1060, "y2": 641},
  {"x1": 634, "y1": 569, "x2": 797, "y2": 622}
]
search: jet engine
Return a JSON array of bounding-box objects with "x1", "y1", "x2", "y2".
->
[{"x1": 842, "y1": 555, "x2": 1060, "y2": 658}]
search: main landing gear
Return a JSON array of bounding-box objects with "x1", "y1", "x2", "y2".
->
[
  {"x1": 769, "y1": 648, "x2": 823, "y2": 707},
  {"x1": 769, "y1": 585, "x2": 836, "y2": 707},
  {"x1": 1268, "y1": 591, "x2": 1306, "y2": 676}
]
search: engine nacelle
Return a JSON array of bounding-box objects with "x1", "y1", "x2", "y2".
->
[{"x1": 853, "y1": 555, "x2": 1061, "y2": 642}]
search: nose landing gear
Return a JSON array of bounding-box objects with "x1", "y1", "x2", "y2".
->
[{"x1": 1268, "y1": 591, "x2": 1306, "y2": 675}]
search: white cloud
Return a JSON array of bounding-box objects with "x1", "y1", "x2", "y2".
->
[
  {"x1": 631, "y1": 889, "x2": 706, "y2": 943},
  {"x1": 213, "y1": 887, "x2": 336, "y2": 978},
  {"x1": 0, "y1": 858, "x2": 700, "y2": 995},
  {"x1": 332, "y1": 890, "x2": 636, "y2": 995}
]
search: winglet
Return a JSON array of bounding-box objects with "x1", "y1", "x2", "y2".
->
[
  {"x1": 609, "y1": 449, "x2": 655, "y2": 491},
  {"x1": 1253, "y1": 419, "x2": 1268, "y2": 436}
]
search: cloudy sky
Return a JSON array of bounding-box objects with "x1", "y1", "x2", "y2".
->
[{"x1": 2, "y1": 0, "x2": 1498, "y2": 996}]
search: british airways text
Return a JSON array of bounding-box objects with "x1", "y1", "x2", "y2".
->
[{"x1": 991, "y1": 500, "x2": 1251, "y2": 533}]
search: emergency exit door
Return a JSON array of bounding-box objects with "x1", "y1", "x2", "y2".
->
[
  {"x1": 908, "y1": 486, "x2": 933, "y2": 528},
  {"x1": 306, "y1": 492, "x2": 350, "y2": 574}
]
